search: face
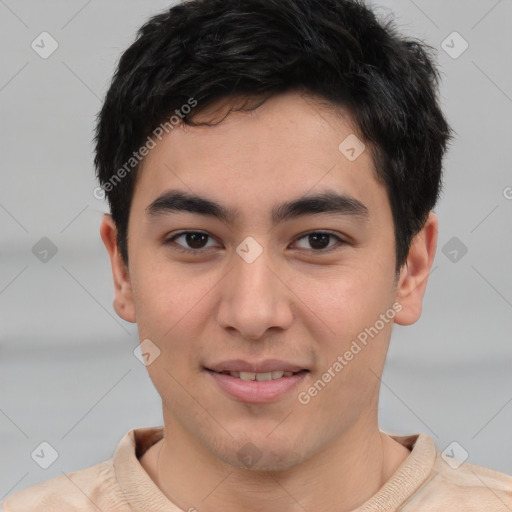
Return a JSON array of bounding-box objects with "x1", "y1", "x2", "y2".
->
[{"x1": 101, "y1": 90, "x2": 436, "y2": 471}]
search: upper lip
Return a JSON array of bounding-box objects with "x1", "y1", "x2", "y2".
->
[{"x1": 205, "y1": 359, "x2": 308, "y2": 373}]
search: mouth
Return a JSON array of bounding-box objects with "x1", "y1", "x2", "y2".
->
[
  {"x1": 204, "y1": 366, "x2": 310, "y2": 403},
  {"x1": 206, "y1": 369, "x2": 307, "y2": 381}
]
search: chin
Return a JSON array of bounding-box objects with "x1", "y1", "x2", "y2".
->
[{"x1": 212, "y1": 436, "x2": 308, "y2": 472}]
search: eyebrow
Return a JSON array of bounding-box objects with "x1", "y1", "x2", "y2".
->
[{"x1": 145, "y1": 189, "x2": 369, "y2": 225}]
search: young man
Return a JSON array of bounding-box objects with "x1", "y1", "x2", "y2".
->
[{"x1": 4, "y1": 0, "x2": 511, "y2": 510}]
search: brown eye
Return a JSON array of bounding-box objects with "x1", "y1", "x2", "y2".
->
[
  {"x1": 183, "y1": 232, "x2": 209, "y2": 249},
  {"x1": 307, "y1": 233, "x2": 330, "y2": 250},
  {"x1": 165, "y1": 231, "x2": 219, "y2": 252},
  {"x1": 294, "y1": 231, "x2": 345, "y2": 252}
]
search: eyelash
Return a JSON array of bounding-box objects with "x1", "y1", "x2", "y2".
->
[{"x1": 164, "y1": 230, "x2": 347, "y2": 254}]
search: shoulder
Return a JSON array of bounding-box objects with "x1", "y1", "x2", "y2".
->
[
  {"x1": 405, "y1": 455, "x2": 512, "y2": 511},
  {"x1": 1, "y1": 427, "x2": 163, "y2": 512},
  {"x1": 2, "y1": 459, "x2": 128, "y2": 512}
]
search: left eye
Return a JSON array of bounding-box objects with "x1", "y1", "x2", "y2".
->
[{"x1": 294, "y1": 232, "x2": 344, "y2": 251}]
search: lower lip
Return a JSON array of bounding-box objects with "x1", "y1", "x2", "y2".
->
[{"x1": 206, "y1": 369, "x2": 308, "y2": 404}]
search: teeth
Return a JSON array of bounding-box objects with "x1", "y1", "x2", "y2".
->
[
  {"x1": 239, "y1": 371, "x2": 256, "y2": 381},
  {"x1": 227, "y1": 370, "x2": 295, "y2": 381}
]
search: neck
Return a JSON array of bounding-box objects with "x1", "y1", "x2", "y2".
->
[{"x1": 145, "y1": 418, "x2": 410, "y2": 512}]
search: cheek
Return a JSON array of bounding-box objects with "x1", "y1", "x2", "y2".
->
[
  {"x1": 130, "y1": 257, "x2": 210, "y2": 335},
  {"x1": 293, "y1": 266, "x2": 396, "y2": 396},
  {"x1": 130, "y1": 261, "x2": 217, "y2": 386},
  {"x1": 297, "y1": 266, "x2": 394, "y2": 338}
]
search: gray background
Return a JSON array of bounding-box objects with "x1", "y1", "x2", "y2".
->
[{"x1": 1, "y1": 0, "x2": 511, "y2": 500}]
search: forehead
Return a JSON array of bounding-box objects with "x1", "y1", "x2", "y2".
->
[{"x1": 131, "y1": 91, "x2": 388, "y2": 225}]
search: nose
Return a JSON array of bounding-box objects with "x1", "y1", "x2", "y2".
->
[{"x1": 216, "y1": 243, "x2": 294, "y2": 340}]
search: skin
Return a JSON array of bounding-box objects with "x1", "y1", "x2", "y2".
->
[{"x1": 100, "y1": 90, "x2": 438, "y2": 512}]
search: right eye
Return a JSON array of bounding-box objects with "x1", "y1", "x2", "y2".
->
[{"x1": 164, "y1": 231, "x2": 221, "y2": 253}]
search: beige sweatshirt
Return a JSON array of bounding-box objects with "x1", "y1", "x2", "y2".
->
[{"x1": 3, "y1": 427, "x2": 512, "y2": 511}]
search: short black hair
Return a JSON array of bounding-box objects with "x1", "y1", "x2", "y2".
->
[{"x1": 95, "y1": 0, "x2": 451, "y2": 274}]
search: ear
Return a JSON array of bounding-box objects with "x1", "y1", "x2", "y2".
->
[
  {"x1": 394, "y1": 212, "x2": 438, "y2": 326},
  {"x1": 99, "y1": 214, "x2": 136, "y2": 323}
]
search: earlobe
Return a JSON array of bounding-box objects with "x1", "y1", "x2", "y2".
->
[
  {"x1": 99, "y1": 214, "x2": 137, "y2": 323},
  {"x1": 394, "y1": 212, "x2": 438, "y2": 326}
]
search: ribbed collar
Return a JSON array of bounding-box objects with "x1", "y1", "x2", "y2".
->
[
  {"x1": 114, "y1": 427, "x2": 436, "y2": 512},
  {"x1": 355, "y1": 433, "x2": 436, "y2": 511}
]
